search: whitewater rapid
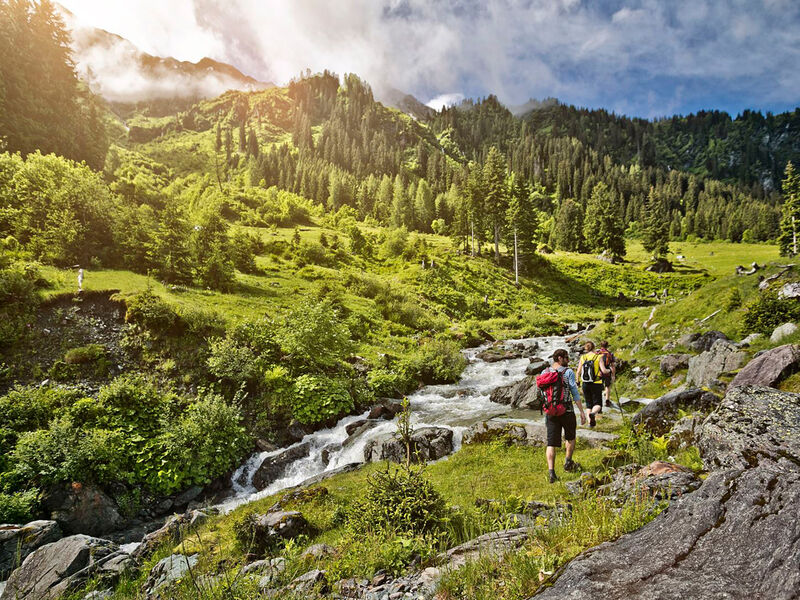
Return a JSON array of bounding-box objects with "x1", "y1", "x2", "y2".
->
[{"x1": 216, "y1": 336, "x2": 567, "y2": 513}]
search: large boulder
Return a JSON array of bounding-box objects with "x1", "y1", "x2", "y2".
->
[
  {"x1": 132, "y1": 510, "x2": 207, "y2": 560},
  {"x1": 364, "y1": 427, "x2": 454, "y2": 463},
  {"x1": 685, "y1": 339, "x2": 747, "y2": 387},
  {"x1": 667, "y1": 415, "x2": 704, "y2": 451},
  {"x1": 525, "y1": 359, "x2": 549, "y2": 376},
  {"x1": 659, "y1": 354, "x2": 691, "y2": 375},
  {"x1": 532, "y1": 386, "x2": 800, "y2": 600},
  {"x1": 489, "y1": 376, "x2": 541, "y2": 410},
  {"x1": 688, "y1": 330, "x2": 729, "y2": 352},
  {"x1": 462, "y1": 418, "x2": 616, "y2": 448},
  {"x1": 1, "y1": 535, "x2": 119, "y2": 600},
  {"x1": 440, "y1": 528, "x2": 530, "y2": 569},
  {"x1": 251, "y1": 442, "x2": 311, "y2": 491},
  {"x1": 143, "y1": 554, "x2": 198, "y2": 597},
  {"x1": 0, "y1": 521, "x2": 62, "y2": 579},
  {"x1": 778, "y1": 282, "x2": 800, "y2": 299},
  {"x1": 42, "y1": 483, "x2": 124, "y2": 537},
  {"x1": 770, "y1": 322, "x2": 798, "y2": 343},
  {"x1": 595, "y1": 461, "x2": 701, "y2": 503},
  {"x1": 477, "y1": 341, "x2": 538, "y2": 363},
  {"x1": 631, "y1": 388, "x2": 718, "y2": 435},
  {"x1": 730, "y1": 344, "x2": 800, "y2": 388}
]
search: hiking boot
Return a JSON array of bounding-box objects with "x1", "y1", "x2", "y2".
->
[
  {"x1": 589, "y1": 413, "x2": 596, "y2": 428},
  {"x1": 564, "y1": 458, "x2": 581, "y2": 472},
  {"x1": 548, "y1": 469, "x2": 558, "y2": 484}
]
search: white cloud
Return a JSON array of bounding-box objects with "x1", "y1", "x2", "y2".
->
[
  {"x1": 58, "y1": 0, "x2": 800, "y2": 116},
  {"x1": 425, "y1": 93, "x2": 465, "y2": 110}
]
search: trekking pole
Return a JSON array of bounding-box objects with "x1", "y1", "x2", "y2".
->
[{"x1": 612, "y1": 382, "x2": 626, "y2": 420}]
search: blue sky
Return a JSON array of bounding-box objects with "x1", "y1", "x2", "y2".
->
[{"x1": 60, "y1": 0, "x2": 800, "y2": 118}]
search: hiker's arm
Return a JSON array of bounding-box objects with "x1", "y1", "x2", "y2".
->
[{"x1": 599, "y1": 355, "x2": 610, "y2": 376}]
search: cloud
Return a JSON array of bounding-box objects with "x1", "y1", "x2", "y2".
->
[
  {"x1": 59, "y1": 0, "x2": 800, "y2": 117},
  {"x1": 425, "y1": 93, "x2": 466, "y2": 110}
]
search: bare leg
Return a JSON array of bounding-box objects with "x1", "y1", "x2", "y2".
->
[
  {"x1": 565, "y1": 439, "x2": 576, "y2": 461},
  {"x1": 546, "y1": 446, "x2": 556, "y2": 471}
]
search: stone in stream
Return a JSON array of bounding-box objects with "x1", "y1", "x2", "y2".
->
[
  {"x1": 363, "y1": 427, "x2": 454, "y2": 463},
  {"x1": 41, "y1": 483, "x2": 124, "y2": 537},
  {"x1": 251, "y1": 442, "x2": 311, "y2": 491},
  {"x1": 533, "y1": 386, "x2": 800, "y2": 600},
  {"x1": 0, "y1": 520, "x2": 62, "y2": 579},
  {"x1": 489, "y1": 376, "x2": 541, "y2": 410},
  {"x1": 1, "y1": 535, "x2": 119, "y2": 600}
]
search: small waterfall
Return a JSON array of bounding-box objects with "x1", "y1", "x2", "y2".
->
[{"x1": 218, "y1": 336, "x2": 567, "y2": 513}]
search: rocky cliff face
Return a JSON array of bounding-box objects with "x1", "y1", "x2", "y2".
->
[{"x1": 533, "y1": 386, "x2": 800, "y2": 600}]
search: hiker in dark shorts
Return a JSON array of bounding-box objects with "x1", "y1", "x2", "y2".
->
[
  {"x1": 544, "y1": 349, "x2": 587, "y2": 484},
  {"x1": 578, "y1": 341, "x2": 609, "y2": 428},
  {"x1": 598, "y1": 340, "x2": 616, "y2": 408}
]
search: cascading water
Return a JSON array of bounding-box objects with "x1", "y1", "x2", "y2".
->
[{"x1": 218, "y1": 336, "x2": 568, "y2": 513}]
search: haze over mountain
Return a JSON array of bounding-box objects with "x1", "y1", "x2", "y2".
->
[{"x1": 57, "y1": 4, "x2": 272, "y2": 104}]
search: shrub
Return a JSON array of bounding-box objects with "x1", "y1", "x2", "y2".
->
[
  {"x1": 124, "y1": 290, "x2": 177, "y2": 334},
  {"x1": 742, "y1": 288, "x2": 800, "y2": 334},
  {"x1": 405, "y1": 339, "x2": 467, "y2": 385},
  {"x1": 280, "y1": 299, "x2": 352, "y2": 372},
  {"x1": 380, "y1": 228, "x2": 410, "y2": 260},
  {"x1": 294, "y1": 240, "x2": 332, "y2": 267},
  {"x1": 64, "y1": 344, "x2": 106, "y2": 365},
  {"x1": 0, "y1": 386, "x2": 83, "y2": 435},
  {"x1": 0, "y1": 257, "x2": 44, "y2": 349},
  {"x1": 347, "y1": 464, "x2": 448, "y2": 537},
  {"x1": 0, "y1": 489, "x2": 39, "y2": 523},
  {"x1": 292, "y1": 375, "x2": 354, "y2": 425},
  {"x1": 725, "y1": 288, "x2": 742, "y2": 312}
]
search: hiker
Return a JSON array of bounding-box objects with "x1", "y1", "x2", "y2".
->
[
  {"x1": 537, "y1": 348, "x2": 587, "y2": 484},
  {"x1": 578, "y1": 341, "x2": 609, "y2": 427},
  {"x1": 598, "y1": 340, "x2": 616, "y2": 408}
]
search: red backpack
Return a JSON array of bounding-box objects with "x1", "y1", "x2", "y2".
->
[{"x1": 536, "y1": 368, "x2": 567, "y2": 417}]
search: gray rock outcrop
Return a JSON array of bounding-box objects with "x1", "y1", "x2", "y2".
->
[
  {"x1": 770, "y1": 322, "x2": 798, "y2": 343},
  {"x1": 1, "y1": 535, "x2": 119, "y2": 600},
  {"x1": 631, "y1": 387, "x2": 718, "y2": 435},
  {"x1": 532, "y1": 386, "x2": 800, "y2": 600},
  {"x1": 144, "y1": 554, "x2": 198, "y2": 597},
  {"x1": 462, "y1": 418, "x2": 616, "y2": 447},
  {"x1": 730, "y1": 343, "x2": 800, "y2": 388},
  {"x1": 42, "y1": 484, "x2": 124, "y2": 537},
  {"x1": 659, "y1": 353, "x2": 691, "y2": 375},
  {"x1": 685, "y1": 339, "x2": 747, "y2": 387},
  {"x1": 679, "y1": 330, "x2": 728, "y2": 352},
  {"x1": 596, "y1": 461, "x2": 700, "y2": 503},
  {"x1": 0, "y1": 521, "x2": 62, "y2": 579},
  {"x1": 364, "y1": 427, "x2": 454, "y2": 463}
]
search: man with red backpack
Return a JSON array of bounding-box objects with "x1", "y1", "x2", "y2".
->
[{"x1": 537, "y1": 348, "x2": 587, "y2": 484}]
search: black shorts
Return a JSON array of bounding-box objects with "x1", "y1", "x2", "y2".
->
[
  {"x1": 545, "y1": 411, "x2": 577, "y2": 447},
  {"x1": 582, "y1": 382, "x2": 604, "y2": 411},
  {"x1": 602, "y1": 374, "x2": 612, "y2": 387}
]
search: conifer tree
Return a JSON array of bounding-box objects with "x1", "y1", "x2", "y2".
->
[
  {"x1": 641, "y1": 187, "x2": 670, "y2": 260},
  {"x1": 551, "y1": 199, "x2": 584, "y2": 252},
  {"x1": 149, "y1": 201, "x2": 192, "y2": 284},
  {"x1": 483, "y1": 146, "x2": 509, "y2": 260},
  {"x1": 779, "y1": 162, "x2": 800, "y2": 256},
  {"x1": 506, "y1": 174, "x2": 539, "y2": 255},
  {"x1": 583, "y1": 182, "x2": 625, "y2": 259}
]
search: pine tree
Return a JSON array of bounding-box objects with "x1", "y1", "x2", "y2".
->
[
  {"x1": 551, "y1": 199, "x2": 584, "y2": 252},
  {"x1": 390, "y1": 174, "x2": 409, "y2": 228},
  {"x1": 583, "y1": 182, "x2": 625, "y2": 259},
  {"x1": 238, "y1": 123, "x2": 247, "y2": 152},
  {"x1": 247, "y1": 128, "x2": 259, "y2": 157},
  {"x1": 779, "y1": 162, "x2": 800, "y2": 256},
  {"x1": 641, "y1": 187, "x2": 670, "y2": 260},
  {"x1": 506, "y1": 174, "x2": 539, "y2": 255},
  {"x1": 148, "y1": 201, "x2": 192, "y2": 284},
  {"x1": 483, "y1": 146, "x2": 509, "y2": 260}
]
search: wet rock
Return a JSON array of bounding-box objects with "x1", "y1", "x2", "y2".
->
[
  {"x1": 42, "y1": 483, "x2": 124, "y2": 537},
  {"x1": 367, "y1": 400, "x2": 402, "y2": 420},
  {"x1": 0, "y1": 520, "x2": 62, "y2": 579},
  {"x1": 132, "y1": 511, "x2": 206, "y2": 560},
  {"x1": 477, "y1": 344, "x2": 522, "y2": 362},
  {"x1": 364, "y1": 427, "x2": 454, "y2": 463},
  {"x1": 320, "y1": 443, "x2": 341, "y2": 466},
  {"x1": 462, "y1": 419, "x2": 530, "y2": 445},
  {"x1": 770, "y1": 322, "x2": 798, "y2": 343},
  {"x1": 631, "y1": 387, "x2": 718, "y2": 435},
  {"x1": 252, "y1": 442, "x2": 311, "y2": 490},
  {"x1": 489, "y1": 376, "x2": 541, "y2": 410},
  {"x1": 172, "y1": 486, "x2": 203, "y2": 508},
  {"x1": 144, "y1": 554, "x2": 198, "y2": 597},
  {"x1": 685, "y1": 340, "x2": 747, "y2": 387},
  {"x1": 525, "y1": 358, "x2": 549, "y2": 376},
  {"x1": 659, "y1": 353, "x2": 691, "y2": 375},
  {"x1": 345, "y1": 419, "x2": 368, "y2": 436},
  {"x1": 730, "y1": 343, "x2": 800, "y2": 388},
  {"x1": 535, "y1": 386, "x2": 800, "y2": 600},
  {"x1": 255, "y1": 439, "x2": 277, "y2": 453},
  {"x1": 1, "y1": 535, "x2": 118, "y2": 600}
]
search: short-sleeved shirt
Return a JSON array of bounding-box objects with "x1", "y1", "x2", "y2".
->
[{"x1": 551, "y1": 365, "x2": 580, "y2": 413}]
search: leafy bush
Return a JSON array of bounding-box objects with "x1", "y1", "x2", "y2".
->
[
  {"x1": 405, "y1": 339, "x2": 467, "y2": 385},
  {"x1": 0, "y1": 256, "x2": 45, "y2": 348},
  {"x1": 0, "y1": 489, "x2": 39, "y2": 523},
  {"x1": 294, "y1": 240, "x2": 332, "y2": 267},
  {"x1": 742, "y1": 288, "x2": 800, "y2": 334},
  {"x1": 0, "y1": 386, "x2": 83, "y2": 436},
  {"x1": 280, "y1": 299, "x2": 352, "y2": 371},
  {"x1": 64, "y1": 344, "x2": 106, "y2": 365},
  {"x1": 292, "y1": 375, "x2": 354, "y2": 425},
  {"x1": 380, "y1": 228, "x2": 410, "y2": 260},
  {"x1": 124, "y1": 290, "x2": 178, "y2": 334}
]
